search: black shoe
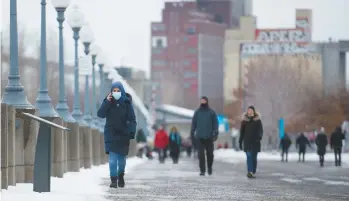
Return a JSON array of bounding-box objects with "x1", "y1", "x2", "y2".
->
[
  {"x1": 200, "y1": 172, "x2": 205, "y2": 176},
  {"x1": 247, "y1": 172, "x2": 255, "y2": 179},
  {"x1": 208, "y1": 168, "x2": 212, "y2": 175},
  {"x1": 109, "y1": 176, "x2": 118, "y2": 188},
  {"x1": 118, "y1": 173, "x2": 125, "y2": 188}
]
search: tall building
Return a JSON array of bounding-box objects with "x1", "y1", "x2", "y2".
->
[
  {"x1": 196, "y1": 0, "x2": 252, "y2": 28},
  {"x1": 151, "y1": 1, "x2": 226, "y2": 113}
]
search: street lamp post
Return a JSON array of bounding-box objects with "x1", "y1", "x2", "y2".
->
[
  {"x1": 97, "y1": 55, "x2": 105, "y2": 132},
  {"x1": 1, "y1": 0, "x2": 33, "y2": 109},
  {"x1": 35, "y1": 0, "x2": 58, "y2": 117},
  {"x1": 67, "y1": 5, "x2": 87, "y2": 126},
  {"x1": 52, "y1": 0, "x2": 75, "y2": 122},
  {"x1": 90, "y1": 44, "x2": 100, "y2": 129},
  {"x1": 80, "y1": 23, "x2": 94, "y2": 126}
]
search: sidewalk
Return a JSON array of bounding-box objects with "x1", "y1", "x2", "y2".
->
[{"x1": 1, "y1": 157, "x2": 146, "y2": 201}]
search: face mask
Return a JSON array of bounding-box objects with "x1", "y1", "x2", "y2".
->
[{"x1": 112, "y1": 92, "x2": 121, "y2": 100}]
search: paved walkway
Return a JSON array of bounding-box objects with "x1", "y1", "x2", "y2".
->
[{"x1": 100, "y1": 156, "x2": 349, "y2": 201}]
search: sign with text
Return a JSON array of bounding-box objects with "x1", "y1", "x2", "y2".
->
[
  {"x1": 240, "y1": 42, "x2": 315, "y2": 56},
  {"x1": 255, "y1": 28, "x2": 310, "y2": 43}
]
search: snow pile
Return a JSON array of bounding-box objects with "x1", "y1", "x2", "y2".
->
[
  {"x1": 161, "y1": 104, "x2": 195, "y2": 118},
  {"x1": 1, "y1": 157, "x2": 146, "y2": 201},
  {"x1": 215, "y1": 149, "x2": 349, "y2": 166}
]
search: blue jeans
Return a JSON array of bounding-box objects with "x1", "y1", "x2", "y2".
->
[
  {"x1": 246, "y1": 152, "x2": 258, "y2": 173},
  {"x1": 109, "y1": 152, "x2": 126, "y2": 177}
]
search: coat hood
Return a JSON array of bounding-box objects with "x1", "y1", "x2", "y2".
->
[
  {"x1": 111, "y1": 81, "x2": 126, "y2": 98},
  {"x1": 242, "y1": 112, "x2": 261, "y2": 121}
]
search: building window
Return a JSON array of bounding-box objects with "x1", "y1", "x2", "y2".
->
[
  {"x1": 187, "y1": 27, "x2": 196, "y2": 35},
  {"x1": 152, "y1": 24, "x2": 165, "y2": 31},
  {"x1": 188, "y1": 48, "x2": 197, "y2": 54},
  {"x1": 183, "y1": 36, "x2": 189, "y2": 42},
  {"x1": 184, "y1": 72, "x2": 197, "y2": 78},
  {"x1": 152, "y1": 60, "x2": 166, "y2": 66},
  {"x1": 184, "y1": 83, "x2": 190, "y2": 88},
  {"x1": 182, "y1": 60, "x2": 190, "y2": 66},
  {"x1": 214, "y1": 14, "x2": 224, "y2": 24},
  {"x1": 152, "y1": 48, "x2": 163, "y2": 54}
]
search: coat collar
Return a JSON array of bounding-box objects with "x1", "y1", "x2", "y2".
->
[{"x1": 242, "y1": 112, "x2": 261, "y2": 122}]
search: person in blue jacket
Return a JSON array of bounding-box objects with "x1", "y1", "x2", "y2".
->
[{"x1": 97, "y1": 81, "x2": 137, "y2": 188}]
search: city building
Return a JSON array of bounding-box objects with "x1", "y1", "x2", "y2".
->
[
  {"x1": 151, "y1": 1, "x2": 226, "y2": 113},
  {"x1": 224, "y1": 9, "x2": 320, "y2": 104},
  {"x1": 196, "y1": 0, "x2": 253, "y2": 28}
]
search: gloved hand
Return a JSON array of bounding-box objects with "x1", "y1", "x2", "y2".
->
[
  {"x1": 106, "y1": 151, "x2": 109, "y2": 154},
  {"x1": 212, "y1": 135, "x2": 218, "y2": 142}
]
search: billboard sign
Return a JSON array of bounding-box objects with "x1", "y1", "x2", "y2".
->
[
  {"x1": 255, "y1": 28, "x2": 310, "y2": 43},
  {"x1": 240, "y1": 42, "x2": 315, "y2": 56}
]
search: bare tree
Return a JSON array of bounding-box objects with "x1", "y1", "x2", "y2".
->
[{"x1": 243, "y1": 55, "x2": 320, "y2": 137}]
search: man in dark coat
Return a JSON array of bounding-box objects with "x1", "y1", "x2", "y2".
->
[
  {"x1": 331, "y1": 126, "x2": 345, "y2": 166},
  {"x1": 296, "y1": 133, "x2": 311, "y2": 162},
  {"x1": 239, "y1": 105, "x2": 263, "y2": 179},
  {"x1": 315, "y1": 128, "x2": 328, "y2": 167},
  {"x1": 190, "y1": 96, "x2": 218, "y2": 176},
  {"x1": 280, "y1": 133, "x2": 292, "y2": 162},
  {"x1": 97, "y1": 81, "x2": 137, "y2": 188}
]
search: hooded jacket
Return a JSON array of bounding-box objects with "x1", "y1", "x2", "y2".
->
[
  {"x1": 331, "y1": 126, "x2": 345, "y2": 148},
  {"x1": 97, "y1": 81, "x2": 137, "y2": 155},
  {"x1": 190, "y1": 98, "x2": 218, "y2": 140},
  {"x1": 239, "y1": 112, "x2": 263, "y2": 152}
]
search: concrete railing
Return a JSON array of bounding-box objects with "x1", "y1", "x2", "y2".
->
[{"x1": 0, "y1": 103, "x2": 137, "y2": 190}]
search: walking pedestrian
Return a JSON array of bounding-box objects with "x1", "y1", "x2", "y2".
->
[
  {"x1": 190, "y1": 96, "x2": 219, "y2": 176},
  {"x1": 97, "y1": 81, "x2": 137, "y2": 188},
  {"x1": 239, "y1": 105, "x2": 263, "y2": 179},
  {"x1": 315, "y1": 127, "x2": 328, "y2": 167},
  {"x1": 154, "y1": 125, "x2": 169, "y2": 163},
  {"x1": 280, "y1": 133, "x2": 292, "y2": 162},
  {"x1": 296, "y1": 133, "x2": 311, "y2": 162},
  {"x1": 169, "y1": 126, "x2": 182, "y2": 164},
  {"x1": 330, "y1": 126, "x2": 345, "y2": 166}
]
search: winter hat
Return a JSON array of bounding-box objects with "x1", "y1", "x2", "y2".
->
[
  {"x1": 248, "y1": 105, "x2": 255, "y2": 113},
  {"x1": 201, "y1": 96, "x2": 209, "y2": 103}
]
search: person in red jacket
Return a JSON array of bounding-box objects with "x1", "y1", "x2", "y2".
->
[{"x1": 154, "y1": 125, "x2": 169, "y2": 163}]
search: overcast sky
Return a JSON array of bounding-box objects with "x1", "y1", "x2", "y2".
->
[{"x1": 1, "y1": 0, "x2": 349, "y2": 78}]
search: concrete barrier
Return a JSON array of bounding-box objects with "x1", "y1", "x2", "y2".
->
[
  {"x1": 51, "y1": 118, "x2": 65, "y2": 178},
  {"x1": 24, "y1": 114, "x2": 40, "y2": 183},
  {"x1": 91, "y1": 129, "x2": 101, "y2": 166},
  {"x1": 128, "y1": 139, "x2": 137, "y2": 157},
  {"x1": 67, "y1": 122, "x2": 80, "y2": 172},
  {"x1": 82, "y1": 127, "x2": 92, "y2": 169},
  {"x1": 79, "y1": 126, "x2": 85, "y2": 168},
  {"x1": 99, "y1": 134, "x2": 106, "y2": 164},
  {"x1": 63, "y1": 126, "x2": 68, "y2": 173},
  {"x1": 15, "y1": 118, "x2": 25, "y2": 183},
  {"x1": 7, "y1": 105, "x2": 16, "y2": 186},
  {"x1": 1, "y1": 103, "x2": 9, "y2": 189}
]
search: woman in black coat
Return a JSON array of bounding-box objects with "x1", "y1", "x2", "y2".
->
[
  {"x1": 239, "y1": 105, "x2": 263, "y2": 179},
  {"x1": 97, "y1": 81, "x2": 137, "y2": 188}
]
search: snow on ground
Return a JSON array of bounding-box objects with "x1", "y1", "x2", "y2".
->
[
  {"x1": 1, "y1": 157, "x2": 146, "y2": 201},
  {"x1": 214, "y1": 149, "x2": 349, "y2": 166}
]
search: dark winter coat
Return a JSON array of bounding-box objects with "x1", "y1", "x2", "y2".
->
[
  {"x1": 239, "y1": 113, "x2": 263, "y2": 152},
  {"x1": 330, "y1": 127, "x2": 345, "y2": 149},
  {"x1": 315, "y1": 132, "x2": 328, "y2": 155},
  {"x1": 136, "y1": 129, "x2": 147, "y2": 143},
  {"x1": 296, "y1": 134, "x2": 310, "y2": 151},
  {"x1": 97, "y1": 81, "x2": 137, "y2": 156},
  {"x1": 190, "y1": 106, "x2": 218, "y2": 140},
  {"x1": 169, "y1": 132, "x2": 181, "y2": 153},
  {"x1": 280, "y1": 134, "x2": 292, "y2": 150}
]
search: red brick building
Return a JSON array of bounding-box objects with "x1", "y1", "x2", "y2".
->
[{"x1": 150, "y1": 1, "x2": 226, "y2": 113}]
